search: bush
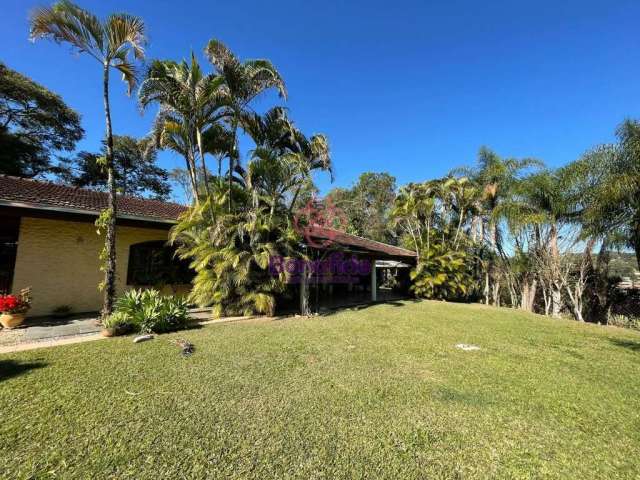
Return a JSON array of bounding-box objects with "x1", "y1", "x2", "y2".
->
[
  {"x1": 109, "y1": 289, "x2": 189, "y2": 335},
  {"x1": 411, "y1": 240, "x2": 475, "y2": 301}
]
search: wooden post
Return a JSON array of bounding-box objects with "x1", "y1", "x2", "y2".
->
[
  {"x1": 300, "y1": 263, "x2": 310, "y2": 316},
  {"x1": 371, "y1": 259, "x2": 377, "y2": 302}
]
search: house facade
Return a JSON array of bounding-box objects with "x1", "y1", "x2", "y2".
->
[
  {"x1": 0, "y1": 175, "x2": 416, "y2": 317},
  {"x1": 0, "y1": 175, "x2": 190, "y2": 316}
]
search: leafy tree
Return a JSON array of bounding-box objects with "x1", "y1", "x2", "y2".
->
[
  {"x1": 410, "y1": 234, "x2": 475, "y2": 300},
  {"x1": 242, "y1": 107, "x2": 332, "y2": 213},
  {"x1": 168, "y1": 167, "x2": 195, "y2": 204},
  {"x1": 58, "y1": 135, "x2": 171, "y2": 199},
  {"x1": 31, "y1": 0, "x2": 146, "y2": 317},
  {"x1": 0, "y1": 62, "x2": 83, "y2": 177},
  {"x1": 326, "y1": 172, "x2": 396, "y2": 243}
]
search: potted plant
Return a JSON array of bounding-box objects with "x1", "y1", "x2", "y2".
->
[
  {"x1": 0, "y1": 287, "x2": 32, "y2": 329},
  {"x1": 101, "y1": 311, "x2": 132, "y2": 337}
]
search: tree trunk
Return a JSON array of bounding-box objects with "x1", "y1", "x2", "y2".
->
[
  {"x1": 101, "y1": 63, "x2": 117, "y2": 319},
  {"x1": 549, "y1": 223, "x2": 562, "y2": 318},
  {"x1": 633, "y1": 216, "x2": 640, "y2": 272},
  {"x1": 228, "y1": 117, "x2": 238, "y2": 213},
  {"x1": 300, "y1": 263, "x2": 310, "y2": 316},
  {"x1": 196, "y1": 128, "x2": 212, "y2": 199},
  {"x1": 491, "y1": 278, "x2": 500, "y2": 306},
  {"x1": 520, "y1": 278, "x2": 537, "y2": 312},
  {"x1": 488, "y1": 221, "x2": 500, "y2": 305},
  {"x1": 184, "y1": 151, "x2": 199, "y2": 204},
  {"x1": 484, "y1": 270, "x2": 490, "y2": 305},
  {"x1": 471, "y1": 215, "x2": 481, "y2": 243}
]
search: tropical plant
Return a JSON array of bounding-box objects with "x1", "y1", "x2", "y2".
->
[
  {"x1": 30, "y1": 0, "x2": 146, "y2": 317},
  {"x1": 170, "y1": 101, "x2": 333, "y2": 317},
  {"x1": 391, "y1": 177, "x2": 482, "y2": 301},
  {"x1": 499, "y1": 169, "x2": 579, "y2": 316},
  {"x1": 171, "y1": 197, "x2": 299, "y2": 317},
  {"x1": 139, "y1": 54, "x2": 232, "y2": 201},
  {"x1": 204, "y1": 39, "x2": 287, "y2": 210},
  {"x1": 572, "y1": 121, "x2": 640, "y2": 268},
  {"x1": 110, "y1": 288, "x2": 189, "y2": 334},
  {"x1": 410, "y1": 235, "x2": 475, "y2": 300},
  {"x1": 451, "y1": 147, "x2": 542, "y2": 305}
]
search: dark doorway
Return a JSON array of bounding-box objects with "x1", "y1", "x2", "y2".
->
[{"x1": 0, "y1": 215, "x2": 20, "y2": 294}]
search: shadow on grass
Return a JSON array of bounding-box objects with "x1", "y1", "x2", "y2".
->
[
  {"x1": 317, "y1": 298, "x2": 421, "y2": 317},
  {"x1": 609, "y1": 338, "x2": 640, "y2": 352},
  {"x1": 0, "y1": 359, "x2": 47, "y2": 382}
]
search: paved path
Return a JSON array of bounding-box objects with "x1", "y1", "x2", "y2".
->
[
  {"x1": 0, "y1": 315, "x2": 102, "y2": 348},
  {"x1": 0, "y1": 310, "x2": 260, "y2": 353}
]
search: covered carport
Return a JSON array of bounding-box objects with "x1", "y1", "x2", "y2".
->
[{"x1": 290, "y1": 226, "x2": 417, "y2": 313}]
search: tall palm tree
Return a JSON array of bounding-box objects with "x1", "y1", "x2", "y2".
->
[
  {"x1": 451, "y1": 147, "x2": 542, "y2": 304},
  {"x1": 204, "y1": 39, "x2": 287, "y2": 211},
  {"x1": 139, "y1": 55, "x2": 229, "y2": 202},
  {"x1": 502, "y1": 169, "x2": 578, "y2": 317},
  {"x1": 30, "y1": 1, "x2": 146, "y2": 317}
]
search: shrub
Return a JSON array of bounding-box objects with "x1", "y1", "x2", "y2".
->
[
  {"x1": 103, "y1": 311, "x2": 129, "y2": 329},
  {"x1": 111, "y1": 289, "x2": 189, "y2": 334},
  {"x1": 411, "y1": 241, "x2": 475, "y2": 300}
]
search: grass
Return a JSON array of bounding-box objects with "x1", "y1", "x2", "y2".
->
[{"x1": 2, "y1": 300, "x2": 640, "y2": 479}]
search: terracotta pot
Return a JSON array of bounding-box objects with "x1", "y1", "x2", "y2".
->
[
  {"x1": 101, "y1": 327, "x2": 115, "y2": 337},
  {"x1": 0, "y1": 313, "x2": 26, "y2": 329}
]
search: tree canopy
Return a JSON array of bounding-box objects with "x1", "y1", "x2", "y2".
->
[
  {"x1": 326, "y1": 172, "x2": 396, "y2": 243},
  {"x1": 58, "y1": 135, "x2": 171, "y2": 200},
  {"x1": 0, "y1": 62, "x2": 83, "y2": 177}
]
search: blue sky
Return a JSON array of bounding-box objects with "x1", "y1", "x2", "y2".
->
[{"x1": 3, "y1": 0, "x2": 640, "y2": 202}]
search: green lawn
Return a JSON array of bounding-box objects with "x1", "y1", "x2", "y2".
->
[{"x1": 2, "y1": 301, "x2": 640, "y2": 479}]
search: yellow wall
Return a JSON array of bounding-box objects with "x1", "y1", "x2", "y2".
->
[{"x1": 12, "y1": 216, "x2": 188, "y2": 317}]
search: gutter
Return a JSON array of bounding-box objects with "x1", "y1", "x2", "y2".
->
[{"x1": 0, "y1": 199, "x2": 178, "y2": 225}]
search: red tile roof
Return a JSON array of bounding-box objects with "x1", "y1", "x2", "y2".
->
[
  {"x1": 0, "y1": 175, "x2": 416, "y2": 258},
  {"x1": 307, "y1": 226, "x2": 417, "y2": 259},
  {"x1": 0, "y1": 175, "x2": 187, "y2": 222}
]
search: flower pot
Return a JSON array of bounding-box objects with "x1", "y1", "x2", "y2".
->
[
  {"x1": 0, "y1": 313, "x2": 26, "y2": 329},
  {"x1": 101, "y1": 324, "x2": 131, "y2": 337},
  {"x1": 101, "y1": 327, "x2": 115, "y2": 337}
]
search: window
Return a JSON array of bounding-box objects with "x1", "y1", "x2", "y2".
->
[{"x1": 126, "y1": 241, "x2": 193, "y2": 286}]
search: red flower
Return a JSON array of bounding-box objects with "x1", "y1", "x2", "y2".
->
[{"x1": 0, "y1": 293, "x2": 29, "y2": 313}]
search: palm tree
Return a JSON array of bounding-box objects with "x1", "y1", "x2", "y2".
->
[
  {"x1": 139, "y1": 55, "x2": 230, "y2": 202},
  {"x1": 171, "y1": 106, "x2": 332, "y2": 317},
  {"x1": 502, "y1": 169, "x2": 578, "y2": 317},
  {"x1": 204, "y1": 39, "x2": 287, "y2": 211},
  {"x1": 451, "y1": 147, "x2": 542, "y2": 304},
  {"x1": 242, "y1": 107, "x2": 332, "y2": 212},
  {"x1": 30, "y1": 1, "x2": 146, "y2": 317},
  {"x1": 577, "y1": 121, "x2": 640, "y2": 268}
]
